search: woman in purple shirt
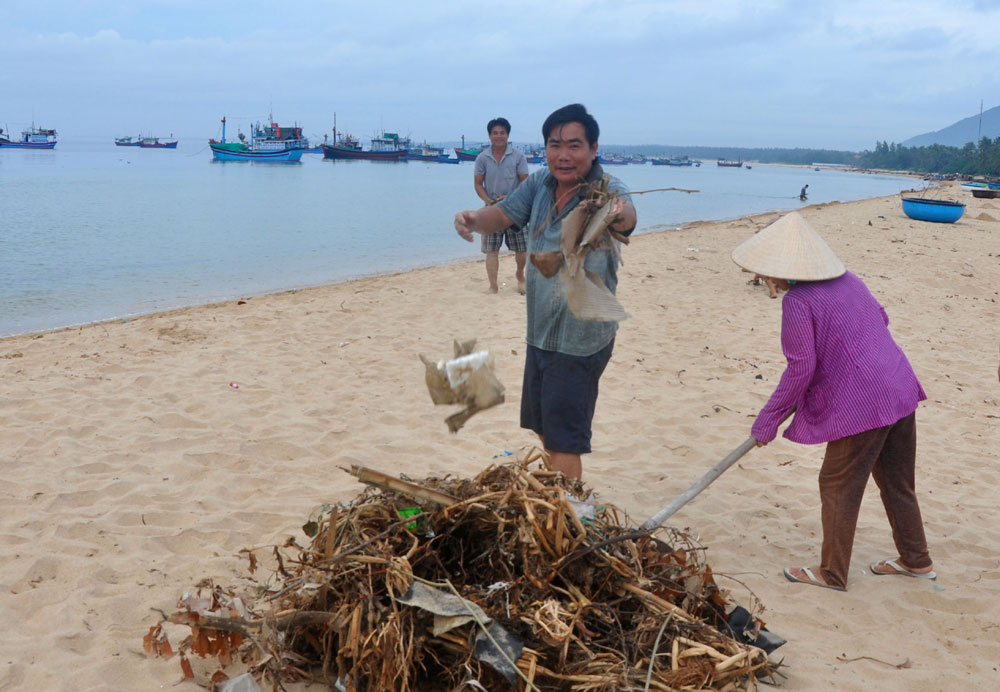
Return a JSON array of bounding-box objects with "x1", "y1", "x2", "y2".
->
[{"x1": 732, "y1": 212, "x2": 934, "y2": 591}]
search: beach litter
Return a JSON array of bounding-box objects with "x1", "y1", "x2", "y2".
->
[
  {"x1": 420, "y1": 338, "x2": 505, "y2": 432},
  {"x1": 530, "y1": 175, "x2": 698, "y2": 322},
  {"x1": 144, "y1": 458, "x2": 784, "y2": 691}
]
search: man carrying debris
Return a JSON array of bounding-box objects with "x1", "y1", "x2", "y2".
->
[{"x1": 454, "y1": 103, "x2": 637, "y2": 479}]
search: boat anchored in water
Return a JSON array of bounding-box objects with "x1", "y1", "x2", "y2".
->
[
  {"x1": 406, "y1": 142, "x2": 460, "y2": 163},
  {"x1": 453, "y1": 135, "x2": 481, "y2": 161},
  {"x1": 321, "y1": 126, "x2": 408, "y2": 161},
  {"x1": 209, "y1": 116, "x2": 306, "y2": 162},
  {"x1": 0, "y1": 124, "x2": 57, "y2": 149},
  {"x1": 139, "y1": 136, "x2": 178, "y2": 149},
  {"x1": 115, "y1": 135, "x2": 142, "y2": 147}
]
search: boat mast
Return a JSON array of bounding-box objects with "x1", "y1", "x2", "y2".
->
[{"x1": 221, "y1": 116, "x2": 227, "y2": 143}]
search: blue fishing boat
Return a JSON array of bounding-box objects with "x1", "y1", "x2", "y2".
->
[
  {"x1": 115, "y1": 135, "x2": 142, "y2": 147},
  {"x1": 526, "y1": 150, "x2": 546, "y2": 164},
  {"x1": 901, "y1": 197, "x2": 965, "y2": 223},
  {"x1": 405, "y1": 142, "x2": 460, "y2": 164},
  {"x1": 209, "y1": 116, "x2": 306, "y2": 162},
  {"x1": 0, "y1": 124, "x2": 57, "y2": 149}
]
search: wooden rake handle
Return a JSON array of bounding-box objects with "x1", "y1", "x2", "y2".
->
[{"x1": 640, "y1": 409, "x2": 794, "y2": 532}]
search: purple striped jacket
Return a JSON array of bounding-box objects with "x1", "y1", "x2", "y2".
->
[{"x1": 752, "y1": 271, "x2": 926, "y2": 445}]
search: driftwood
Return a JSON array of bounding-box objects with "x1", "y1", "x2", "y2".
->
[{"x1": 145, "y1": 461, "x2": 782, "y2": 691}]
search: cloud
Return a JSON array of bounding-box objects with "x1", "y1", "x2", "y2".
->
[{"x1": 0, "y1": 0, "x2": 997, "y2": 148}]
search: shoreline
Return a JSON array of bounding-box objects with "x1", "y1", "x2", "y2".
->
[
  {"x1": 2, "y1": 182, "x2": 998, "y2": 690},
  {"x1": 3, "y1": 182, "x2": 920, "y2": 342}
]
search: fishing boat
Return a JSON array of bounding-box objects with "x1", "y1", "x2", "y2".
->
[
  {"x1": 525, "y1": 150, "x2": 546, "y2": 164},
  {"x1": 599, "y1": 154, "x2": 627, "y2": 166},
  {"x1": 901, "y1": 197, "x2": 965, "y2": 223},
  {"x1": 139, "y1": 136, "x2": 178, "y2": 149},
  {"x1": 654, "y1": 156, "x2": 694, "y2": 166},
  {"x1": 0, "y1": 124, "x2": 57, "y2": 149},
  {"x1": 406, "y1": 142, "x2": 446, "y2": 161},
  {"x1": 321, "y1": 129, "x2": 408, "y2": 161},
  {"x1": 971, "y1": 188, "x2": 1000, "y2": 199},
  {"x1": 717, "y1": 158, "x2": 743, "y2": 167},
  {"x1": 453, "y1": 135, "x2": 481, "y2": 161},
  {"x1": 960, "y1": 181, "x2": 1000, "y2": 192},
  {"x1": 209, "y1": 116, "x2": 305, "y2": 162},
  {"x1": 115, "y1": 135, "x2": 142, "y2": 147}
]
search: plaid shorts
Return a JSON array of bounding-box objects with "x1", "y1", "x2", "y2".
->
[{"x1": 481, "y1": 225, "x2": 527, "y2": 254}]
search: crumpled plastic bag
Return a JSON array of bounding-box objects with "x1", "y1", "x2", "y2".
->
[
  {"x1": 397, "y1": 581, "x2": 523, "y2": 686},
  {"x1": 419, "y1": 339, "x2": 505, "y2": 432}
]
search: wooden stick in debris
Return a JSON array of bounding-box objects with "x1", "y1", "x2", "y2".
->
[{"x1": 345, "y1": 465, "x2": 458, "y2": 507}]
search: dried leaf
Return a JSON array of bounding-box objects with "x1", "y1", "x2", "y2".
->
[
  {"x1": 142, "y1": 623, "x2": 174, "y2": 658},
  {"x1": 179, "y1": 653, "x2": 195, "y2": 680}
]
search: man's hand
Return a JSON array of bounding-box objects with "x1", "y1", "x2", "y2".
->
[{"x1": 455, "y1": 210, "x2": 478, "y2": 242}]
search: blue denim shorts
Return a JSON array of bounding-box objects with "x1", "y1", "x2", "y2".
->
[
  {"x1": 519, "y1": 339, "x2": 614, "y2": 455},
  {"x1": 481, "y1": 225, "x2": 527, "y2": 254}
]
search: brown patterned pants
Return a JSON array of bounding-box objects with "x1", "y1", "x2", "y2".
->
[{"x1": 817, "y1": 412, "x2": 932, "y2": 588}]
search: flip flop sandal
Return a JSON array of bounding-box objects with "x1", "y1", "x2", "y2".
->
[
  {"x1": 870, "y1": 559, "x2": 937, "y2": 580},
  {"x1": 783, "y1": 566, "x2": 846, "y2": 592}
]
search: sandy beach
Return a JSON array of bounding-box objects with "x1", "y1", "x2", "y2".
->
[{"x1": 1, "y1": 181, "x2": 997, "y2": 690}]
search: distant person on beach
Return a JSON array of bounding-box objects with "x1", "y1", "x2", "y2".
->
[
  {"x1": 455, "y1": 103, "x2": 637, "y2": 479},
  {"x1": 800, "y1": 184, "x2": 809, "y2": 201},
  {"x1": 732, "y1": 212, "x2": 934, "y2": 591},
  {"x1": 473, "y1": 118, "x2": 530, "y2": 294}
]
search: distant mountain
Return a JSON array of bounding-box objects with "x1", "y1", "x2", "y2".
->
[{"x1": 902, "y1": 104, "x2": 1000, "y2": 147}]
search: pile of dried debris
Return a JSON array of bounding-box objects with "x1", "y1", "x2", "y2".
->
[{"x1": 146, "y1": 459, "x2": 783, "y2": 691}]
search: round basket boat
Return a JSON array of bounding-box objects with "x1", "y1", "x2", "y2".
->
[
  {"x1": 901, "y1": 197, "x2": 965, "y2": 223},
  {"x1": 971, "y1": 188, "x2": 1000, "y2": 199}
]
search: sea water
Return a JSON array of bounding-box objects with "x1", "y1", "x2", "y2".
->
[{"x1": 0, "y1": 138, "x2": 915, "y2": 337}]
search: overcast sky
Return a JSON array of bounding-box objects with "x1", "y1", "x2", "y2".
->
[{"x1": 2, "y1": 0, "x2": 997, "y2": 150}]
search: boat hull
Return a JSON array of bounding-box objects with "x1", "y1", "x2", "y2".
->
[
  {"x1": 210, "y1": 145, "x2": 303, "y2": 162},
  {"x1": 971, "y1": 189, "x2": 1000, "y2": 199},
  {"x1": 454, "y1": 148, "x2": 479, "y2": 161},
  {"x1": 901, "y1": 197, "x2": 965, "y2": 223},
  {"x1": 0, "y1": 140, "x2": 57, "y2": 149},
  {"x1": 139, "y1": 141, "x2": 178, "y2": 149},
  {"x1": 322, "y1": 145, "x2": 406, "y2": 161}
]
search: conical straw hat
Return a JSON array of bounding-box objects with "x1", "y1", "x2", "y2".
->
[{"x1": 731, "y1": 212, "x2": 845, "y2": 281}]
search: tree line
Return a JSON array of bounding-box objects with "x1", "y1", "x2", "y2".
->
[
  {"x1": 607, "y1": 138, "x2": 1000, "y2": 178},
  {"x1": 859, "y1": 138, "x2": 1000, "y2": 177}
]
